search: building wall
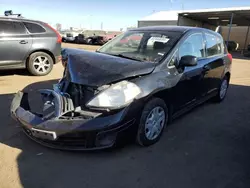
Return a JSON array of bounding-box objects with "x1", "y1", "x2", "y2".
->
[
  {"x1": 178, "y1": 16, "x2": 203, "y2": 27},
  {"x1": 138, "y1": 20, "x2": 177, "y2": 28},
  {"x1": 178, "y1": 16, "x2": 216, "y2": 31},
  {"x1": 221, "y1": 26, "x2": 250, "y2": 50}
]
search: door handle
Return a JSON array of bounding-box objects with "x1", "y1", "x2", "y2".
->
[
  {"x1": 19, "y1": 40, "x2": 28, "y2": 44},
  {"x1": 203, "y1": 65, "x2": 211, "y2": 72}
]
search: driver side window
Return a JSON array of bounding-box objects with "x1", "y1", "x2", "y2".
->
[{"x1": 179, "y1": 33, "x2": 204, "y2": 60}]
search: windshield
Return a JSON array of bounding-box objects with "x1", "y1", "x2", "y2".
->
[{"x1": 98, "y1": 30, "x2": 182, "y2": 62}]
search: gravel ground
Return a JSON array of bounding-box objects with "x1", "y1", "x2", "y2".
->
[{"x1": 0, "y1": 44, "x2": 250, "y2": 188}]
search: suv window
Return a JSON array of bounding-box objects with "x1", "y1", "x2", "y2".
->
[
  {"x1": 23, "y1": 22, "x2": 46, "y2": 33},
  {"x1": 66, "y1": 33, "x2": 73, "y2": 37},
  {"x1": 205, "y1": 33, "x2": 222, "y2": 56},
  {"x1": 0, "y1": 20, "x2": 27, "y2": 35},
  {"x1": 179, "y1": 33, "x2": 204, "y2": 59}
]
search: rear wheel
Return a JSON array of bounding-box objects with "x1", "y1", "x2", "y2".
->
[
  {"x1": 136, "y1": 98, "x2": 168, "y2": 147},
  {"x1": 213, "y1": 76, "x2": 229, "y2": 102},
  {"x1": 27, "y1": 52, "x2": 54, "y2": 76},
  {"x1": 87, "y1": 38, "x2": 93, "y2": 44}
]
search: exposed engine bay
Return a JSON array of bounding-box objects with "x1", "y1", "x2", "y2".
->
[{"x1": 40, "y1": 81, "x2": 108, "y2": 121}]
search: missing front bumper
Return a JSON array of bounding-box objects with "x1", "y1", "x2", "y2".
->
[{"x1": 10, "y1": 91, "x2": 135, "y2": 150}]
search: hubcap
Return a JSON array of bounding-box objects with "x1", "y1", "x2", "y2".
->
[
  {"x1": 145, "y1": 106, "x2": 166, "y2": 140},
  {"x1": 220, "y1": 79, "x2": 228, "y2": 99},
  {"x1": 33, "y1": 56, "x2": 51, "y2": 73}
]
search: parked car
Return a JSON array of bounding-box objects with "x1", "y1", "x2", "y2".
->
[
  {"x1": 11, "y1": 26, "x2": 232, "y2": 150},
  {"x1": 86, "y1": 35, "x2": 107, "y2": 45},
  {"x1": 0, "y1": 16, "x2": 61, "y2": 76},
  {"x1": 64, "y1": 32, "x2": 78, "y2": 43},
  {"x1": 74, "y1": 33, "x2": 88, "y2": 44},
  {"x1": 119, "y1": 34, "x2": 142, "y2": 47}
]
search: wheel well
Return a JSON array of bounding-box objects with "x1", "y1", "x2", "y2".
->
[
  {"x1": 225, "y1": 72, "x2": 231, "y2": 81},
  {"x1": 144, "y1": 90, "x2": 173, "y2": 118},
  {"x1": 26, "y1": 50, "x2": 55, "y2": 67}
]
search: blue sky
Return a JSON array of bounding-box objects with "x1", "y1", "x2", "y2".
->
[{"x1": 0, "y1": 0, "x2": 250, "y2": 30}]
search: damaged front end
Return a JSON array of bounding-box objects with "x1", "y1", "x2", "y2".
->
[
  {"x1": 10, "y1": 48, "x2": 153, "y2": 150},
  {"x1": 10, "y1": 85, "x2": 135, "y2": 150}
]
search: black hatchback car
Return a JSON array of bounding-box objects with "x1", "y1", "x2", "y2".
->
[{"x1": 11, "y1": 26, "x2": 232, "y2": 150}]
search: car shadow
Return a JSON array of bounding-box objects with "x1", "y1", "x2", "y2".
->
[
  {"x1": 0, "y1": 69, "x2": 30, "y2": 76},
  {"x1": 1, "y1": 80, "x2": 250, "y2": 188}
]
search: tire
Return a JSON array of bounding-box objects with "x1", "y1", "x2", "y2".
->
[
  {"x1": 213, "y1": 75, "x2": 229, "y2": 102},
  {"x1": 27, "y1": 52, "x2": 54, "y2": 76},
  {"x1": 136, "y1": 98, "x2": 168, "y2": 147},
  {"x1": 74, "y1": 37, "x2": 79, "y2": 44},
  {"x1": 90, "y1": 39, "x2": 93, "y2": 45}
]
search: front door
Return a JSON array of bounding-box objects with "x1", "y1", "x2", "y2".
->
[
  {"x1": 172, "y1": 32, "x2": 206, "y2": 111},
  {"x1": 0, "y1": 20, "x2": 32, "y2": 66}
]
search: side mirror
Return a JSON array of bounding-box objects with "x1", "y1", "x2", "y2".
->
[{"x1": 179, "y1": 55, "x2": 197, "y2": 67}]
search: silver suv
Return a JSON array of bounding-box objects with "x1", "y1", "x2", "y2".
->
[{"x1": 0, "y1": 16, "x2": 61, "y2": 76}]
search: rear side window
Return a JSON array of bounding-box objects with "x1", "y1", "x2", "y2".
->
[
  {"x1": 205, "y1": 33, "x2": 222, "y2": 57},
  {"x1": 0, "y1": 20, "x2": 27, "y2": 35},
  {"x1": 23, "y1": 22, "x2": 46, "y2": 33}
]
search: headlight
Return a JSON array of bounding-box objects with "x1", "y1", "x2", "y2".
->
[{"x1": 87, "y1": 81, "x2": 141, "y2": 108}]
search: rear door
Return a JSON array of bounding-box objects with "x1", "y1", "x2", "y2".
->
[
  {"x1": 0, "y1": 20, "x2": 32, "y2": 66},
  {"x1": 200, "y1": 32, "x2": 225, "y2": 97}
]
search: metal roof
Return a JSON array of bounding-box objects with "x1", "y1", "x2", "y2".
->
[
  {"x1": 139, "y1": 7, "x2": 250, "y2": 26},
  {"x1": 179, "y1": 7, "x2": 250, "y2": 26}
]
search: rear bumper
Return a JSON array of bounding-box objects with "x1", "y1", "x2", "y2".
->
[{"x1": 10, "y1": 91, "x2": 140, "y2": 150}]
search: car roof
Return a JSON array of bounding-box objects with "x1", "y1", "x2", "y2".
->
[
  {"x1": 129, "y1": 26, "x2": 218, "y2": 35},
  {"x1": 0, "y1": 16, "x2": 43, "y2": 24}
]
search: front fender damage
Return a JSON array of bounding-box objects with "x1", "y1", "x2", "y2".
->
[{"x1": 134, "y1": 70, "x2": 183, "y2": 99}]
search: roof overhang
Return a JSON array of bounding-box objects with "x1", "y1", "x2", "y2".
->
[{"x1": 179, "y1": 7, "x2": 250, "y2": 26}]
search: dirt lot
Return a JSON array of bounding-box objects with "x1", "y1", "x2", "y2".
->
[{"x1": 1, "y1": 43, "x2": 250, "y2": 188}]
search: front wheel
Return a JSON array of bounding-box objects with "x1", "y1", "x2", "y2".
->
[{"x1": 136, "y1": 98, "x2": 168, "y2": 147}]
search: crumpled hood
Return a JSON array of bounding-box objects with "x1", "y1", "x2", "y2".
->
[{"x1": 63, "y1": 48, "x2": 155, "y2": 87}]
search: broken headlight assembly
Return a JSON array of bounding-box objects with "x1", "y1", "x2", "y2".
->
[{"x1": 87, "y1": 81, "x2": 141, "y2": 108}]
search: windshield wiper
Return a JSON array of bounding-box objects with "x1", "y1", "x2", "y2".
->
[{"x1": 113, "y1": 53, "x2": 143, "y2": 62}]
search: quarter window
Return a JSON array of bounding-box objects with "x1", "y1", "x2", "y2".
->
[
  {"x1": 23, "y1": 22, "x2": 46, "y2": 33},
  {"x1": 179, "y1": 33, "x2": 204, "y2": 59},
  {"x1": 168, "y1": 51, "x2": 178, "y2": 67},
  {"x1": 0, "y1": 21, "x2": 27, "y2": 35},
  {"x1": 205, "y1": 33, "x2": 222, "y2": 56}
]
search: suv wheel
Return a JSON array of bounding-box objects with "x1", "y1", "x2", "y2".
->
[
  {"x1": 27, "y1": 52, "x2": 54, "y2": 76},
  {"x1": 136, "y1": 98, "x2": 168, "y2": 147}
]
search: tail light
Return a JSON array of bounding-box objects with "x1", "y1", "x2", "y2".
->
[
  {"x1": 227, "y1": 53, "x2": 233, "y2": 62},
  {"x1": 45, "y1": 23, "x2": 62, "y2": 43},
  {"x1": 62, "y1": 59, "x2": 68, "y2": 67}
]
